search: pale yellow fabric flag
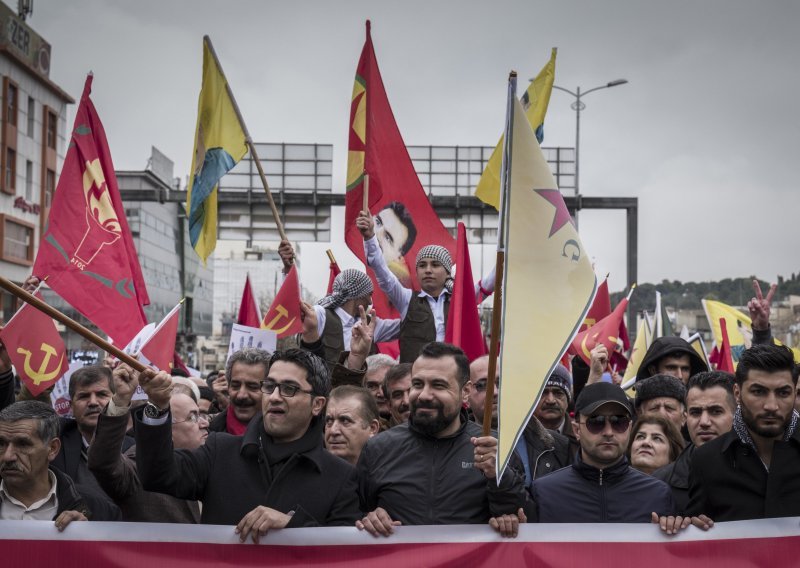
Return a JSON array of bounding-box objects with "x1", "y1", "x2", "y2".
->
[
  {"x1": 622, "y1": 318, "x2": 651, "y2": 396},
  {"x1": 497, "y1": 97, "x2": 596, "y2": 478},
  {"x1": 475, "y1": 48, "x2": 557, "y2": 210}
]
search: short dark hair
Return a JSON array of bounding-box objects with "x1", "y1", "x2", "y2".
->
[
  {"x1": 686, "y1": 371, "x2": 735, "y2": 409},
  {"x1": 735, "y1": 344, "x2": 798, "y2": 387},
  {"x1": 198, "y1": 386, "x2": 214, "y2": 402},
  {"x1": 383, "y1": 201, "x2": 417, "y2": 256},
  {"x1": 170, "y1": 368, "x2": 189, "y2": 378},
  {"x1": 417, "y1": 342, "x2": 470, "y2": 388},
  {"x1": 0, "y1": 400, "x2": 60, "y2": 443},
  {"x1": 385, "y1": 362, "x2": 412, "y2": 390},
  {"x1": 628, "y1": 414, "x2": 685, "y2": 463},
  {"x1": 329, "y1": 385, "x2": 379, "y2": 425},
  {"x1": 69, "y1": 365, "x2": 114, "y2": 400},
  {"x1": 269, "y1": 349, "x2": 331, "y2": 397},
  {"x1": 226, "y1": 348, "x2": 271, "y2": 386}
]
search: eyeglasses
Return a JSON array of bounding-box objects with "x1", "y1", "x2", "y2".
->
[
  {"x1": 172, "y1": 413, "x2": 203, "y2": 425},
  {"x1": 260, "y1": 380, "x2": 314, "y2": 398},
  {"x1": 473, "y1": 379, "x2": 499, "y2": 393},
  {"x1": 581, "y1": 415, "x2": 631, "y2": 434}
]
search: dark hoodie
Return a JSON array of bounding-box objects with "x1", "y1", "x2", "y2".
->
[{"x1": 637, "y1": 337, "x2": 707, "y2": 381}]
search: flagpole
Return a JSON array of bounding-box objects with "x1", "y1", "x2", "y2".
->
[
  {"x1": 203, "y1": 36, "x2": 289, "y2": 244},
  {"x1": 482, "y1": 70, "x2": 517, "y2": 437},
  {"x1": 326, "y1": 249, "x2": 337, "y2": 264},
  {"x1": 363, "y1": 173, "x2": 370, "y2": 213},
  {"x1": 0, "y1": 276, "x2": 147, "y2": 372}
]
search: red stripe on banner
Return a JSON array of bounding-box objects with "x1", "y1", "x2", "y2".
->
[{"x1": 6, "y1": 535, "x2": 800, "y2": 568}]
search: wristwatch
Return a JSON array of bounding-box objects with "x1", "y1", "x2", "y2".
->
[{"x1": 143, "y1": 402, "x2": 169, "y2": 419}]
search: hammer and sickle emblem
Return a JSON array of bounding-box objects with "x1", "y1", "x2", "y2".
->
[
  {"x1": 16, "y1": 343, "x2": 64, "y2": 385},
  {"x1": 263, "y1": 305, "x2": 296, "y2": 335},
  {"x1": 581, "y1": 332, "x2": 600, "y2": 360}
]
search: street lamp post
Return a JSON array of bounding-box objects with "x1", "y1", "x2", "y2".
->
[{"x1": 552, "y1": 79, "x2": 628, "y2": 196}]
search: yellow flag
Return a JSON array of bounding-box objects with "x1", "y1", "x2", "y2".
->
[
  {"x1": 186, "y1": 37, "x2": 248, "y2": 263},
  {"x1": 475, "y1": 48, "x2": 557, "y2": 210},
  {"x1": 497, "y1": 97, "x2": 596, "y2": 478},
  {"x1": 623, "y1": 317, "x2": 650, "y2": 385}
]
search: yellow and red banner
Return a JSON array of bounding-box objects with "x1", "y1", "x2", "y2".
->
[
  {"x1": 32, "y1": 75, "x2": 149, "y2": 347},
  {"x1": 0, "y1": 294, "x2": 67, "y2": 396}
]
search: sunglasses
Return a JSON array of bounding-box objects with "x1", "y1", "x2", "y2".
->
[{"x1": 581, "y1": 415, "x2": 631, "y2": 434}]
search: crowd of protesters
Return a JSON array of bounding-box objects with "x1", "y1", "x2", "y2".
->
[{"x1": 0, "y1": 212, "x2": 798, "y2": 543}]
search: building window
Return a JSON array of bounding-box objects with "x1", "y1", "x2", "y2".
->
[
  {"x1": 25, "y1": 160, "x2": 32, "y2": 200},
  {"x1": 46, "y1": 110, "x2": 56, "y2": 149},
  {"x1": 5, "y1": 148, "x2": 15, "y2": 191},
  {"x1": 0, "y1": 214, "x2": 34, "y2": 265},
  {"x1": 45, "y1": 168, "x2": 55, "y2": 208},
  {"x1": 6, "y1": 82, "x2": 17, "y2": 127},
  {"x1": 26, "y1": 96, "x2": 34, "y2": 137}
]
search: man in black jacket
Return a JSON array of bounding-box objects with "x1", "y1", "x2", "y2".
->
[
  {"x1": 356, "y1": 343, "x2": 529, "y2": 538},
  {"x1": 530, "y1": 382, "x2": 675, "y2": 523},
  {"x1": 653, "y1": 371, "x2": 735, "y2": 512},
  {"x1": 688, "y1": 343, "x2": 800, "y2": 521},
  {"x1": 136, "y1": 349, "x2": 361, "y2": 543},
  {"x1": 0, "y1": 400, "x2": 120, "y2": 524}
]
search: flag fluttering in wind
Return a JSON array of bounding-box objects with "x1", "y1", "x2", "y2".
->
[
  {"x1": 622, "y1": 316, "x2": 651, "y2": 386},
  {"x1": 262, "y1": 266, "x2": 303, "y2": 338},
  {"x1": 326, "y1": 256, "x2": 342, "y2": 296},
  {"x1": 237, "y1": 274, "x2": 261, "y2": 328},
  {"x1": 716, "y1": 319, "x2": 735, "y2": 373},
  {"x1": 655, "y1": 291, "x2": 674, "y2": 338},
  {"x1": 496, "y1": 96, "x2": 596, "y2": 479},
  {"x1": 33, "y1": 75, "x2": 148, "y2": 347},
  {"x1": 344, "y1": 21, "x2": 455, "y2": 318},
  {"x1": 140, "y1": 302, "x2": 183, "y2": 372},
  {"x1": 0, "y1": 294, "x2": 68, "y2": 396},
  {"x1": 475, "y1": 48, "x2": 557, "y2": 210},
  {"x1": 570, "y1": 293, "x2": 631, "y2": 366},
  {"x1": 445, "y1": 223, "x2": 487, "y2": 362},
  {"x1": 186, "y1": 37, "x2": 248, "y2": 263}
]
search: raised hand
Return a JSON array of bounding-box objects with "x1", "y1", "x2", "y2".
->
[
  {"x1": 139, "y1": 369, "x2": 172, "y2": 410},
  {"x1": 278, "y1": 239, "x2": 295, "y2": 272},
  {"x1": 586, "y1": 344, "x2": 609, "y2": 385},
  {"x1": 300, "y1": 301, "x2": 320, "y2": 343},
  {"x1": 22, "y1": 274, "x2": 41, "y2": 293},
  {"x1": 748, "y1": 280, "x2": 776, "y2": 331},
  {"x1": 356, "y1": 210, "x2": 375, "y2": 240},
  {"x1": 111, "y1": 362, "x2": 140, "y2": 407}
]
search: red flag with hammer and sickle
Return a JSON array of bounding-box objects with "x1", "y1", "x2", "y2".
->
[
  {"x1": 569, "y1": 296, "x2": 629, "y2": 367},
  {"x1": 0, "y1": 295, "x2": 68, "y2": 396},
  {"x1": 261, "y1": 265, "x2": 303, "y2": 338}
]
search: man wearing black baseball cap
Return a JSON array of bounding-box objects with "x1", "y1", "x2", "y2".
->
[{"x1": 529, "y1": 383, "x2": 675, "y2": 523}]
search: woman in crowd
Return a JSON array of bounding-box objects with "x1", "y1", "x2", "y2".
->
[{"x1": 628, "y1": 415, "x2": 684, "y2": 475}]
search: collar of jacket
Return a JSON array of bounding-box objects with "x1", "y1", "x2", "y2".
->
[
  {"x1": 408, "y1": 407, "x2": 470, "y2": 440},
  {"x1": 51, "y1": 466, "x2": 90, "y2": 519},
  {"x1": 523, "y1": 415, "x2": 555, "y2": 450},
  {"x1": 721, "y1": 419, "x2": 800, "y2": 454},
  {"x1": 239, "y1": 413, "x2": 325, "y2": 473},
  {"x1": 571, "y1": 451, "x2": 630, "y2": 484}
]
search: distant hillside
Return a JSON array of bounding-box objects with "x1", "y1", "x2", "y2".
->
[{"x1": 610, "y1": 274, "x2": 800, "y2": 314}]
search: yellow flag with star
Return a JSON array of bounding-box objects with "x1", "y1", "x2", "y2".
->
[{"x1": 496, "y1": 97, "x2": 597, "y2": 479}]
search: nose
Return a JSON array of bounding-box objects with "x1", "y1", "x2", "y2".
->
[
  {"x1": 764, "y1": 393, "x2": 779, "y2": 412},
  {"x1": 543, "y1": 391, "x2": 555, "y2": 402},
  {"x1": 88, "y1": 393, "x2": 99, "y2": 406},
  {"x1": 198, "y1": 415, "x2": 210, "y2": 429},
  {"x1": 418, "y1": 383, "x2": 434, "y2": 402},
  {"x1": 401, "y1": 391, "x2": 409, "y2": 407},
  {"x1": 1, "y1": 444, "x2": 16, "y2": 462},
  {"x1": 267, "y1": 387, "x2": 283, "y2": 403},
  {"x1": 328, "y1": 419, "x2": 342, "y2": 435},
  {"x1": 699, "y1": 410, "x2": 712, "y2": 427}
]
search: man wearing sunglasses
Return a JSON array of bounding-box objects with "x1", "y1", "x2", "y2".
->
[
  {"x1": 529, "y1": 382, "x2": 675, "y2": 522},
  {"x1": 135, "y1": 349, "x2": 361, "y2": 543}
]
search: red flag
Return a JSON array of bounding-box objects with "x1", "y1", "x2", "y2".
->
[
  {"x1": 262, "y1": 265, "x2": 303, "y2": 338},
  {"x1": 570, "y1": 297, "x2": 629, "y2": 366},
  {"x1": 237, "y1": 274, "x2": 261, "y2": 328},
  {"x1": 717, "y1": 318, "x2": 735, "y2": 373},
  {"x1": 140, "y1": 303, "x2": 182, "y2": 372},
  {"x1": 0, "y1": 296, "x2": 68, "y2": 396},
  {"x1": 326, "y1": 261, "x2": 342, "y2": 295},
  {"x1": 172, "y1": 351, "x2": 190, "y2": 375},
  {"x1": 33, "y1": 75, "x2": 148, "y2": 346},
  {"x1": 344, "y1": 21, "x2": 455, "y2": 319},
  {"x1": 445, "y1": 223, "x2": 486, "y2": 361},
  {"x1": 580, "y1": 278, "x2": 611, "y2": 333}
]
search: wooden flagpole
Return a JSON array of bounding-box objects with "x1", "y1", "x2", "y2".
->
[
  {"x1": 0, "y1": 276, "x2": 147, "y2": 372},
  {"x1": 203, "y1": 35, "x2": 289, "y2": 244}
]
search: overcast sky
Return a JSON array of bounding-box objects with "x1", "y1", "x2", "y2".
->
[{"x1": 31, "y1": 0, "x2": 800, "y2": 297}]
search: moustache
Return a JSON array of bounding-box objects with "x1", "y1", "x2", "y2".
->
[
  {"x1": 412, "y1": 400, "x2": 443, "y2": 410},
  {"x1": 233, "y1": 398, "x2": 256, "y2": 408},
  {"x1": 0, "y1": 462, "x2": 22, "y2": 474}
]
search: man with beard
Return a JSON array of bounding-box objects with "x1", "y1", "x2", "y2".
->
[
  {"x1": 688, "y1": 343, "x2": 800, "y2": 521},
  {"x1": 208, "y1": 348, "x2": 269, "y2": 436},
  {"x1": 135, "y1": 349, "x2": 361, "y2": 542},
  {"x1": 363, "y1": 354, "x2": 395, "y2": 425},
  {"x1": 355, "y1": 342, "x2": 529, "y2": 538},
  {"x1": 467, "y1": 355, "x2": 496, "y2": 429}
]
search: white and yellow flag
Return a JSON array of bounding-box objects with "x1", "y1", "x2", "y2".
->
[{"x1": 497, "y1": 97, "x2": 597, "y2": 478}]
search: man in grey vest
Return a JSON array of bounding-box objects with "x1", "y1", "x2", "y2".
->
[{"x1": 357, "y1": 211, "x2": 494, "y2": 363}]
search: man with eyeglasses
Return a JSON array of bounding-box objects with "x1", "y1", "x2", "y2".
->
[
  {"x1": 135, "y1": 348, "x2": 361, "y2": 543},
  {"x1": 529, "y1": 382, "x2": 675, "y2": 522},
  {"x1": 88, "y1": 364, "x2": 206, "y2": 523}
]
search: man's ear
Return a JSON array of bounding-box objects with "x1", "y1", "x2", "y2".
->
[
  {"x1": 572, "y1": 418, "x2": 581, "y2": 442},
  {"x1": 368, "y1": 419, "x2": 380, "y2": 436},
  {"x1": 733, "y1": 383, "x2": 741, "y2": 406},
  {"x1": 47, "y1": 437, "x2": 61, "y2": 463},
  {"x1": 311, "y1": 396, "x2": 327, "y2": 417},
  {"x1": 461, "y1": 381, "x2": 471, "y2": 404}
]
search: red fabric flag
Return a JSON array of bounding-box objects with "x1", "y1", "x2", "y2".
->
[
  {"x1": 0, "y1": 296, "x2": 68, "y2": 396},
  {"x1": 344, "y1": 21, "x2": 455, "y2": 318},
  {"x1": 172, "y1": 351, "x2": 190, "y2": 375},
  {"x1": 445, "y1": 223, "x2": 486, "y2": 361},
  {"x1": 140, "y1": 303, "x2": 182, "y2": 372},
  {"x1": 237, "y1": 275, "x2": 261, "y2": 327},
  {"x1": 326, "y1": 261, "x2": 342, "y2": 295},
  {"x1": 33, "y1": 75, "x2": 148, "y2": 346},
  {"x1": 570, "y1": 297, "x2": 630, "y2": 366},
  {"x1": 262, "y1": 265, "x2": 303, "y2": 338},
  {"x1": 717, "y1": 318, "x2": 735, "y2": 373},
  {"x1": 580, "y1": 279, "x2": 611, "y2": 333}
]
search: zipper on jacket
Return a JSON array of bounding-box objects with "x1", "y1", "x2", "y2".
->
[
  {"x1": 428, "y1": 443, "x2": 437, "y2": 522},
  {"x1": 599, "y1": 468, "x2": 603, "y2": 486}
]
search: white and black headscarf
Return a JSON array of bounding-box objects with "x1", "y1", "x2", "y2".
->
[
  {"x1": 318, "y1": 269, "x2": 373, "y2": 310},
  {"x1": 416, "y1": 245, "x2": 454, "y2": 294}
]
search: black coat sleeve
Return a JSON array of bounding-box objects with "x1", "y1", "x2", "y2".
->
[{"x1": 0, "y1": 369, "x2": 15, "y2": 412}]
